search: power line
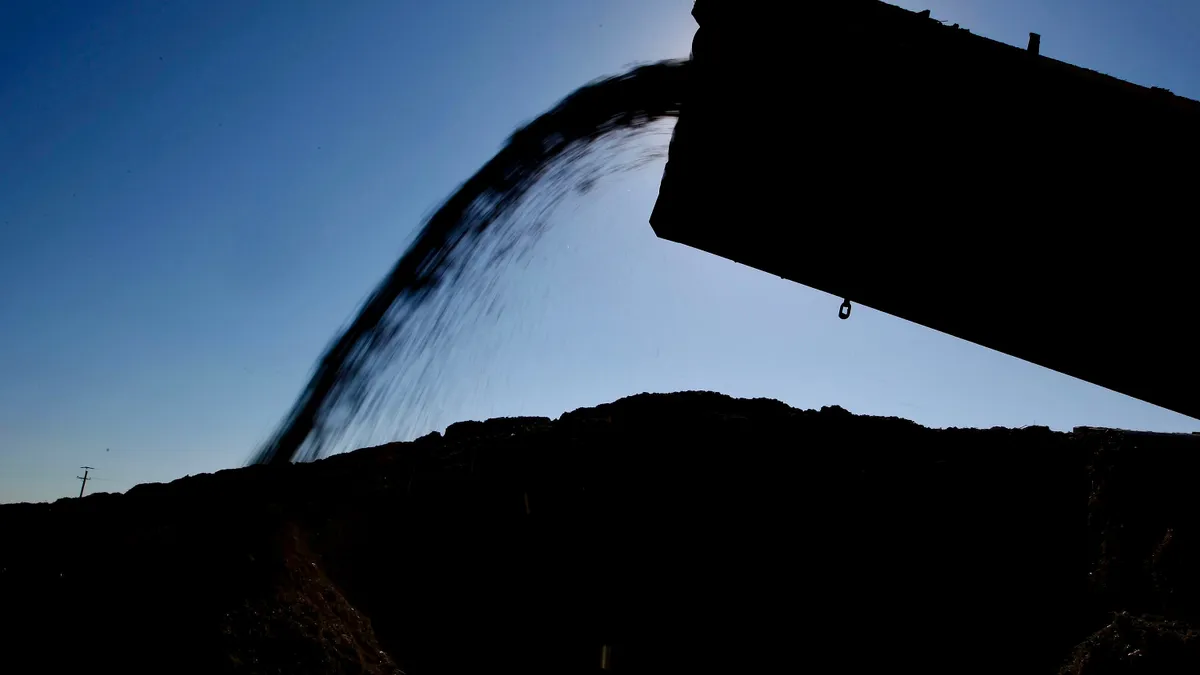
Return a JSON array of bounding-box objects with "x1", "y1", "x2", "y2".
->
[{"x1": 77, "y1": 467, "x2": 95, "y2": 498}]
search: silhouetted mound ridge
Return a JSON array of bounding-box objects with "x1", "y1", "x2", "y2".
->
[{"x1": 3, "y1": 392, "x2": 1199, "y2": 674}]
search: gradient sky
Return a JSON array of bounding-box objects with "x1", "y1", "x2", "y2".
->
[{"x1": 3, "y1": 0, "x2": 1199, "y2": 503}]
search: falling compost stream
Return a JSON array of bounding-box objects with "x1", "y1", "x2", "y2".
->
[{"x1": 252, "y1": 60, "x2": 690, "y2": 465}]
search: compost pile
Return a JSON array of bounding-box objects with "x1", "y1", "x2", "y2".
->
[{"x1": 2, "y1": 391, "x2": 1198, "y2": 674}]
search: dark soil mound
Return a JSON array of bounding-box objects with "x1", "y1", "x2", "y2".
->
[
  {"x1": 1062, "y1": 613, "x2": 1200, "y2": 674},
  {"x1": 2, "y1": 392, "x2": 1198, "y2": 673}
]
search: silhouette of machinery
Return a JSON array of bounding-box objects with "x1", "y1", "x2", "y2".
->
[{"x1": 652, "y1": 1, "x2": 1200, "y2": 421}]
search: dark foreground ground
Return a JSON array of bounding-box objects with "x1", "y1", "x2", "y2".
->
[{"x1": 3, "y1": 392, "x2": 1200, "y2": 673}]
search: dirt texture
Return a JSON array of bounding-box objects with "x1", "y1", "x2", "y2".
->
[{"x1": 2, "y1": 391, "x2": 1198, "y2": 673}]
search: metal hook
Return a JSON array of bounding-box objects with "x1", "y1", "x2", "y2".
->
[{"x1": 838, "y1": 298, "x2": 852, "y2": 320}]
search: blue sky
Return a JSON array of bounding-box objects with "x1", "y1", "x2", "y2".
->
[{"x1": 2, "y1": 0, "x2": 1198, "y2": 503}]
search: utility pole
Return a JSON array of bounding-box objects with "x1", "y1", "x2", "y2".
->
[{"x1": 77, "y1": 466, "x2": 95, "y2": 498}]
